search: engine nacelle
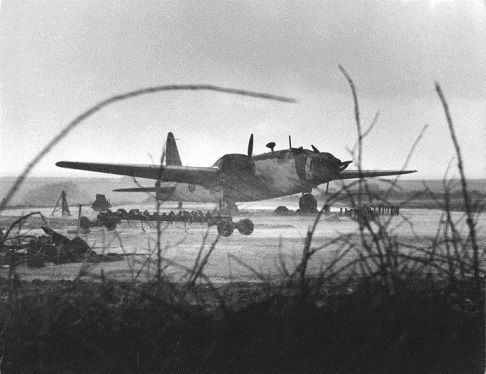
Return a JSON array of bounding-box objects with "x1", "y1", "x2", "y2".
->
[{"x1": 213, "y1": 154, "x2": 256, "y2": 175}]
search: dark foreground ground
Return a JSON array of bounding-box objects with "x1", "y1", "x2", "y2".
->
[
  {"x1": 2, "y1": 206, "x2": 485, "y2": 283},
  {"x1": 0, "y1": 276, "x2": 483, "y2": 374}
]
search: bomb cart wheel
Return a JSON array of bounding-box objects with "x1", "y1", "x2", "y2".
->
[
  {"x1": 104, "y1": 218, "x2": 117, "y2": 231},
  {"x1": 217, "y1": 221, "x2": 234, "y2": 237},
  {"x1": 236, "y1": 218, "x2": 254, "y2": 236},
  {"x1": 299, "y1": 194, "x2": 317, "y2": 213}
]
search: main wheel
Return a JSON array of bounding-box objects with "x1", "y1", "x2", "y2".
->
[
  {"x1": 299, "y1": 194, "x2": 317, "y2": 213},
  {"x1": 217, "y1": 221, "x2": 234, "y2": 237},
  {"x1": 236, "y1": 218, "x2": 254, "y2": 235},
  {"x1": 104, "y1": 219, "x2": 117, "y2": 231}
]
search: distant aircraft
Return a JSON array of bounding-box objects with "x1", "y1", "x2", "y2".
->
[{"x1": 56, "y1": 132, "x2": 416, "y2": 214}]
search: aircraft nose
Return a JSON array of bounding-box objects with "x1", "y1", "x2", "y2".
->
[
  {"x1": 319, "y1": 153, "x2": 341, "y2": 168},
  {"x1": 309, "y1": 152, "x2": 352, "y2": 184},
  {"x1": 331, "y1": 155, "x2": 342, "y2": 166},
  {"x1": 321, "y1": 153, "x2": 352, "y2": 171}
]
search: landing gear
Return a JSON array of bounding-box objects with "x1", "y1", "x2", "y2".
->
[
  {"x1": 226, "y1": 201, "x2": 239, "y2": 215},
  {"x1": 218, "y1": 199, "x2": 239, "y2": 216},
  {"x1": 299, "y1": 193, "x2": 317, "y2": 213},
  {"x1": 208, "y1": 216, "x2": 254, "y2": 237},
  {"x1": 217, "y1": 221, "x2": 234, "y2": 237},
  {"x1": 210, "y1": 194, "x2": 252, "y2": 236},
  {"x1": 235, "y1": 218, "x2": 254, "y2": 235}
]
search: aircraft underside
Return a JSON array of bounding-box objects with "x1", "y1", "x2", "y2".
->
[{"x1": 151, "y1": 178, "x2": 306, "y2": 203}]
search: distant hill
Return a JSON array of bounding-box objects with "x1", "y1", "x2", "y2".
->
[
  {"x1": 20, "y1": 181, "x2": 92, "y2": 207},
  {"x1": 1, "y1": 177, "x2": 485, "y2": 208},
  {"x1": 329, "y1": 179, "x2": 486, "y2": 194},
  {"x1": 0, "y1": 176, "x2": 149, "y2": 207}
]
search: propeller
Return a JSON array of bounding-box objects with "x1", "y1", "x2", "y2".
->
[{"x1": 247, "y1": 134, "x2": 254, "y2": 157}]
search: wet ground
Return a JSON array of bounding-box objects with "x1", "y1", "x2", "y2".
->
[{"x1": 1, "y1": 202, "x2": 484, "y2": 282}]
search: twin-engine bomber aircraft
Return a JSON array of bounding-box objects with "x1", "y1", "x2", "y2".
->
[{"x1": 56, "y1": 132, "x2": 415, "y2": 218}]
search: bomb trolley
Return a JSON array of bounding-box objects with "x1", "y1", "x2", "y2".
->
[
  {"x1": 79, "y1": 211, "x2": 121, "y2": 231},
  {"x1": 207, "y1": 215, "x2": 254, "y2": 237},
  {"x1": 79, "y1": 210, "x2": 254, "y2": 237}
]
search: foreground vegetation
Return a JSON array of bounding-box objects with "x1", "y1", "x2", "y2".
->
[{"x1": 0, "y1": 275, "x2": 482, "y2": 373}]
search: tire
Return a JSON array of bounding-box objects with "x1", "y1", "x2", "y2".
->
[
  {"x1": 274, "y1": 206, "x2": 290, "y2": 215},
  {"x1": 236, "y1": 219, "x2": 254, "y2": 235},
  {"x1": 116, "y1": 209, "x2": 128, "y2": 219},
  {"x1": 217, "y1": 221, "x2": 234, "y2": 237},
  {"x1": 70, "y1": 236, "x2": 90, "y2": 253},
  {"x1": 128, "y1": 209, "x2": 140, "y2": 219},
  {"x1": 299, "y1": 194, "x2": 317, "y2": 213},
  {"x1": 104, "y1": 219, "x2": 117, "y2": 231}
]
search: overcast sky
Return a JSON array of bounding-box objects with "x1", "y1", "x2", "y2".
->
[{"x1": 1, "y1": 0, "x2": 485, "y2": 179}]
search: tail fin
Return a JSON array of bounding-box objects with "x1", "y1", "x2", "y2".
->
[{"x1": 165, "y1": 132, "x2": 182, "y2": 166}]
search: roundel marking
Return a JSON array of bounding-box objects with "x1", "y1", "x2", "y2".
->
[{"x1": 188, "y1": 183, "x2": 196, "y2": 192}]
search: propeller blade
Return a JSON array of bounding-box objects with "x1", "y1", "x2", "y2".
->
[
  {"x1": 247, "y1": 134, "x2": 254, "y2": 156},
  {"x1": 288, "y1": 135, "x2": 292, "y2": 150},
  {"x1": 311, "y1": 145, "x2": 320, "y2": 154}
]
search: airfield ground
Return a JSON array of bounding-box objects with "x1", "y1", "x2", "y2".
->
[{"x1": 1, "y1": 202, "x2": 484, "y2": 282}]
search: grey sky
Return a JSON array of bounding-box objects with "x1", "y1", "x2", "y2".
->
[{"x1": 1, "y1": 0, "x2": 485, "y2": 179}]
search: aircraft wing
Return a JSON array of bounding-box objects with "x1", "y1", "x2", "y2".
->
[
  {"x1": 56, "y1": 161, "x2": 220, "y2": 185},
  {"x1": 112, "y1": 187, "x2": 159, "y2": 192},
  {"x1": 337, "y1": 169, "x2": 416, "y2": 180}
]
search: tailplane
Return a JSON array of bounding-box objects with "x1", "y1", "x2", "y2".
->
[{"x1": 165, "y1": 132, "x2": 182, "y2": 166}]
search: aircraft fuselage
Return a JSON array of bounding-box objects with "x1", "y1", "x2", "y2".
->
[{"x1": 157, "y1": 148, "x2": 335, "y2": 203}]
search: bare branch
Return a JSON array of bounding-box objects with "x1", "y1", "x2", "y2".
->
[{"x1": 435, "y1": 82, "x2": 480, "y2": 291}]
